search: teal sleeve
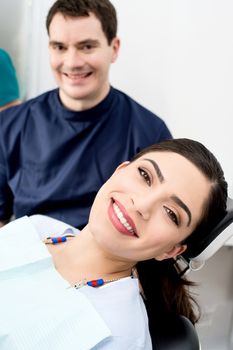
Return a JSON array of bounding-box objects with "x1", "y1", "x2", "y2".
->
[{"x1": 0, "y1": 48, "x2": 20, "y2": 106}]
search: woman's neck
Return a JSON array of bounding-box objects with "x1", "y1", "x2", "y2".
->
[{"x1": 46, "y1": 225, "x2": 133, "y2": 287}]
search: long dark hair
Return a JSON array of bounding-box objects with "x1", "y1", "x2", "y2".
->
[{"x1": 132, "y1": 138, "x2": 228, "y2": 326}]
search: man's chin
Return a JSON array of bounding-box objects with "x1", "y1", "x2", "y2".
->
[
  {"x1": 60, "y1": 87, "x2": 90, "y2": 100},
  {"x1": 59, "y1": 88, "x2": 99, "y2": 110}
]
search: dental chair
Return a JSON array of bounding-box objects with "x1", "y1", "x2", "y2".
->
[{"x1": 153, "y1": 197, "x2": 233, "y2": 350}]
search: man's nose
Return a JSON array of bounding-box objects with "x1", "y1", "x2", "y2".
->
[{"x1": 64, "y1": 48, "x2": 85, "y2": 68}]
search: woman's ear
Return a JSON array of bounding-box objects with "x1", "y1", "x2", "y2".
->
[
  {"x1": 155, "y1": 244, "x2": 187, "y2": 261},
  {"x1": 108, "y1": 161, "x2": 130, "y2": 180},
  {"x1": 115, "y1": 161, "x2": 130, "y2": 171}
]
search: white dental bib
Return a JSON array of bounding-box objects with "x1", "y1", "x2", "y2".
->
[{"x1": 0, "y1": 216, "x2": 111, "y2": 350}]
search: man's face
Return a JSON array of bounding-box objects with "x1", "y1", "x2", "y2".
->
[{"x1": 48, "y1": 13, "x2": 120, "y2": 111}]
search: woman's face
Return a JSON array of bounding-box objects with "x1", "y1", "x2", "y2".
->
[{"x1": 88, "y1": 151, "x2": 211, "y2": 263}]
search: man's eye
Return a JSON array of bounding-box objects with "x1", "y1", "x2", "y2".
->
[
  {"x1": 52, "y1": 44, "x2": 65, "y2": 51},
  {"x1": 138, "y1": 168, "x2": 151, "y2": 186},
  {"x1": 163, "y1": 206, "x2": 179, "y2": 226},
  {"x1": 84, "y1": 44, "x2": 92, "y2": 50},
  {"x1": 81, "y1": 44, "x2": 95, "y2": 52}
]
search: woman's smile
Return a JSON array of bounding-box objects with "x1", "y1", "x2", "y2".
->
[
  {"x1": 108, "y1": 198, "x2": 139, "y2": 238},
  {"x1": 88, "y1": 150, "x2": 213, "y2": 262}
]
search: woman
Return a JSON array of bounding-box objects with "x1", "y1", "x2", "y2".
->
[{"x1": 0, "y1": 138, "x2": 227, "y2": 350}]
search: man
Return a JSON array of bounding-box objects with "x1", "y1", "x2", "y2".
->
[{"x1": 0, "y1": 0, "x2": 172, "y2": 229}]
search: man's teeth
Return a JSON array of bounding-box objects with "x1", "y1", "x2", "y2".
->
[
  {"x1": 66, "y1": 72, "x2": 89, "y2": 78},
  {"x1": 113, "y1": 203, "x2": 135, "y2": 234}
]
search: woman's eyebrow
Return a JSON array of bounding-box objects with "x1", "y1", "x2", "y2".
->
[
  {"x1": 171, "y1": 195, "x2": 192, "y2": 226},
  {"x1": 143, "y1": 158, "x2": 164, "y2": 183},
  {"x1": 143, "y1": 158, "x2": 192, "y2": 226}
]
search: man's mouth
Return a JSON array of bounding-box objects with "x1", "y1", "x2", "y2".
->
[
  {"x1": 108, "y1": 198, "x2": 139, "y2": 238},
  {"x1": 63, "y1": 71, "x2": 92, "y2": 80}
]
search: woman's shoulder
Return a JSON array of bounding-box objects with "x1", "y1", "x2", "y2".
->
[{"x1": 80, "y1": 277, "x2": 152, "y2": 349}]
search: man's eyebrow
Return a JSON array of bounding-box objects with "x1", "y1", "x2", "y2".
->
[
  {"x1": 49, "y1": 39, "x2": 99, "y2": 46},
  {"x1": 78, "y1": 39, "x2": 99, "y2": 45},
  {"x1": 171, "y1": 195, "x2": 192, "y2": 226},
  {"x1": 143, "y1": 158, "x2": 164, "y2": 183},
  {"x1": 49, "y1": 40, "x2": 64, "y2": 45},
  {"x1": 143, "y1": 158, "x2": 192, "y2": 226}
]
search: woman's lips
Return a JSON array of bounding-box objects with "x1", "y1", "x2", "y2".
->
[{"x1": 108, "y1": 198, "x2": 139, "y2": 238}]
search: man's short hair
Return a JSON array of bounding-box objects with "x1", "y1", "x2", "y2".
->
[{"x1": 46, "y1": 0, "x2": 117, "y2": 45}]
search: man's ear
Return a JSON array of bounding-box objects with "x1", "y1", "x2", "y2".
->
[
  {"x1": 155, "y1": 244, "x2": 187, "y2": 261},
  {"x1": 111, "y1": 37, "x2": 120, "y2": 63}
]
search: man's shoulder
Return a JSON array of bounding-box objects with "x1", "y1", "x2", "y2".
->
[
  {"x1": 112, "y1": 87, "x2": 161, "y2": 119},
  {"x1": 2, "y1": 89, "x2": 56, "y2": 111},
  {"x1": 111, "y1": 87, "x2": 172, "y2": 140},
  {"x1": 0, "y1": 89, "x2": 58, "y2": 127}
]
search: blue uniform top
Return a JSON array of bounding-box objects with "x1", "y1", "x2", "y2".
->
[
  {"x1": 0, "y1": 48, "x2": 20, "y2": 106},
  {"x1": 0, "y1": 87, "x2": 172, "y2": 228}
]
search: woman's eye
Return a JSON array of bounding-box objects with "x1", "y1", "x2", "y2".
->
[
  {"x1": 138, "y1": 168, "x2": 151, "y2": 186},
  {"x1": 163, "y1": 206, "x2": 179, "y2": 226}
]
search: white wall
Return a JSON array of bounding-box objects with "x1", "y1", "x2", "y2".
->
[
  {"x1": 8, "y1": 0, "x2": 232, "y2": 197},
  {"x1": 0, "y1": 0, "x2": 30, "y2": 99},
  {"x1": 110, "y1": 0, "x2": 233, "y2": 198}
]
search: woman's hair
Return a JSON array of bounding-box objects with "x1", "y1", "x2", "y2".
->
[
  {"x1": 46, "y1": 0, "x2": 117, "y2": 45},
  {"x1": 132, "y1": 138, "x2": 228, "y2": 327}
]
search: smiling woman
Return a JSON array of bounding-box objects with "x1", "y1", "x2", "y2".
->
[{"x1": 0, "y1": 138, "x2": 227, "y2": 349}]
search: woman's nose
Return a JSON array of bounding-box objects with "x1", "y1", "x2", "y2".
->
[{"x1": 131, "y1": 193, "x2": 158, "y2": 220}]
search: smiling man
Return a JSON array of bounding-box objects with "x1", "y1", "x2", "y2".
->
[
  {"x1": 47, "y1": 11, "x2": 119, "y2": 110},
  {"x1": 0, "y1": 0, "x2": 172, "y2": 229}
]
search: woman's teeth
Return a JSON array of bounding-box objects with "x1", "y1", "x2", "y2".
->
[{"x1": 113, "y1": 203, "x2": 135, "y2": 234}]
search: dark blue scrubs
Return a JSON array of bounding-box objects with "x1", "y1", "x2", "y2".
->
[{"x1": 0, "y1": 87, "x2": 172, "y2": 228}]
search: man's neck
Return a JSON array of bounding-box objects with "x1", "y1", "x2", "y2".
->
[{"x1": 59, "y1": 86, "x2": 111, "y2": 112}]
